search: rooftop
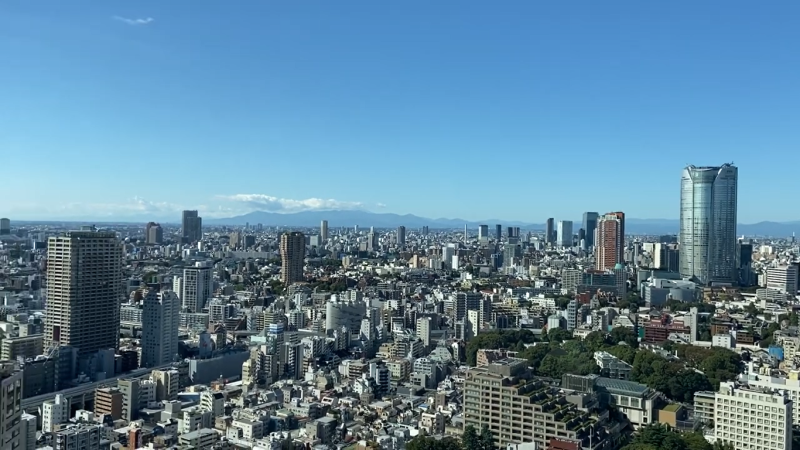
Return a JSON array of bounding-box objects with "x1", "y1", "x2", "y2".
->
[{"x1": 595, "y1": 377, "x2": 651, "y2": 397}]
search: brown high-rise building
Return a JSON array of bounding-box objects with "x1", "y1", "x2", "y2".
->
[
  {"x1": 595, "y1": 212, "x2": 625, "y2": 271},
  {"x1": 280, "y1": 232, "x2": 306, "y2": 285}
]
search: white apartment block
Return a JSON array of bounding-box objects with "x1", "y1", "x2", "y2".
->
[
  {"x1": 180, "y1": 262, "x2": 214, "y2": 312},
  {"x1": 141, "y1": 289, "x2": 180, "y2": 367},
  {"x1": 714, "y1": 381, "x2": 791, "y2": 450},
  {"x1": 42, "y1": 394, "x2": 70, "y2": 432}
]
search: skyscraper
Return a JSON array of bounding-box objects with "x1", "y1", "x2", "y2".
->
[
  {"x1": 679, "y1": 164, "x2": 738, "y2": 285},
  {"x1": 557, "y1": 221, "x2": 573, "y2": 247},
  {"x1": 495, "y1": 224, "x2": 502, "y2": 241},
  {"x1": 397, "y1": 226, "x2": 406, "y2": 248},
  {"x1": 141, "y1": 288, "x2": 180, "y2": 367},
  {"x1": 582, "y1": 212, "x2": 599, "y2": 249},
  {"x1": 595, "y1": 212, "x2": 625, "y2": 271},
  {"x1": 0, "y1": 361, "x2": 23, "y2": 449},
  {"x1": 478, "y1": 225, "x2": 489, "y2": 241},
  {"x1": 545, "y1": 218, "x2": 555, "y2": 244},
  {"x1": 44, "y1": 230, "x2": 123, "y2": 357},
  {"x1": 145, "y1": 222, "x2": 163, "y2": 245},
  {"x1": 0, "y1": 218, "x2": 10, "y2": 235},
  {"x1": 280, "y1": 232, "x2": 306, "y2": 285},
  {"x1": 320, "y1": 220, "x2": 329, "y2": 242},
  {"x1": 181, "y1": 210, "x2": 202, "y2": 243}
]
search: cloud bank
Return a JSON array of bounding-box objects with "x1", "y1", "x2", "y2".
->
[
  {"x1": 217, "y1": 194, "x2": 367, "y2": 213},
  {"x1": 113, "y1": 16, "x2": 154, "y2": 26}
]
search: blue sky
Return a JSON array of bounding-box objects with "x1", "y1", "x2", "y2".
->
[{"x1": 1, "y1": 1, "x2": 798, "y2": 223}]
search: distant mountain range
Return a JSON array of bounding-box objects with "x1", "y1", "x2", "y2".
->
[{"x1": 203, "y1": 210, "x2": 800, "y2": 237}]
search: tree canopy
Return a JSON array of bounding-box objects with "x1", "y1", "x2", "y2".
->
[{"x1": 623, "y1": 424, "x2": 735, "y2": 450}]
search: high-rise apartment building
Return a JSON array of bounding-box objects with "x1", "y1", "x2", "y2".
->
[
  {"x1": 145, "y1": 222, "x2": 163, "y2": 245},
  {"x1": 545, "y1": 218, "x2": 555, "y2": 244},
  {"x1": 179, "y1": 262, "x2": 214, "y2": 312},
  {"x1": 181, "y1": 210, "x2": 203, "y2": 243},
  {"x1": 595, "y1": 212, "x2": 625, "y2": 271},
  {"x1": 0, "y1": 361, "x2": 23, "y2": 450},
  {"x1": 679, "y1": 164, "x2": 738, "y2": 285},
  {"x1": 557, "y1": 220, "x2": 573, "y2": 247},
  {"x1": 582, "y1": 212, "x2": 599, "y2": 248},
  {"x1": 44, "y1": 230, "x2": 123, "y2": 357},
  {"x1": 714, "y1": 381, "x2": 791, "y2": 450},
  {"x1": 397, "y1": 226, "x2": 406, "y2": 248},
  {"x1": 320, "y1": 220, "x2": 328, "y2": 242},
  {"x1": 0, "y1": 218, "x2": 10, "y2": 235},
  {"x1": 141, "y1": 288, "x2": 180, "y2": 367},
  {"x1": 280, "y1": 232, "x2": 306, "y2": 285}
]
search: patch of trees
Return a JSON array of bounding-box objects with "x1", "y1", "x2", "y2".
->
[
  {"x1": 405, "y1": 425, "x2": 494, "y2": 450},
  {"x1": 675, "y1": 345, "x2": 742, "y2": 388},
  {"x1": 622, "y1": 423, "x2": 734, "y2": 450},
  {"x1": 465, "y1": 330, "x2": 538, "y2": 366}
]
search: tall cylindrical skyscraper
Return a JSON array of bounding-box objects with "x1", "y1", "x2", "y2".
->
[{"x1": 679, "y1": 164, "x2": 738, "y2": 285}]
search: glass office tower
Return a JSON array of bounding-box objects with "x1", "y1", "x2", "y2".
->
[{"x1": 679, "y1": 164, "x2": 738, "y2": 285}]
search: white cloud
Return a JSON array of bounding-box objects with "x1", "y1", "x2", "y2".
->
[
  {"x1": 217, "y1": 194, "x2": 367, "y2": 213},
  {"x1": 113, "y1": 16, "x2": 154, "y2": 26}
]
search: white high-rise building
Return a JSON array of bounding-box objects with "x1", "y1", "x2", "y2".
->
[
  {"x1": 714, "y1": 381, "x2": 791, "y2": 450},
  {"x1": 42, "y1": 394, "x2": 69, "y2": 432},
  {"x1": 180, "y1": 261, "x2": 213, "y2": 312},
  {"x1": 557, "y1": 221, "x2": 573, "y2": 248},
  {"x1": 44, "y1": 229, "x2": 123, "y2": 357},
  {"x1": 141, "y1": 289, "x2": 180, "y2": 367},
  {"x1": 766, "y1": 265, "x2": 799, "y2": 295}
]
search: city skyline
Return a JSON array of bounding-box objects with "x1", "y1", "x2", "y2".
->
[{"x1": 2, "y1": 1, "x2": 800, "y2": 222}]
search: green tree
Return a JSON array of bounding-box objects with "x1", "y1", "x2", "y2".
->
[
  {"x1": 478, "y1": 425, "x2": 495, "y2": 450},
  {"x1": 555, "y1": 297, "x2": 573, "y2": 309},
  {"x1": 545, "y1": 327, "x2": 573, "y2": 343},
  {"x1": 631, "y1": 424, "x2": 687, "y2": 450},
  {"x1": 583, "y1": 331, "x2": 608, "y2": 352},
  {"x1": 606, "y1": 344, "x2": 637, "y2": 364},
  {"x1": 668, "y1": 370, "x2": 713, "y2": 403},
  {"x1": 682, "y1": 432, "x2": 712, "y2": 450},
  {"x1": 463, "y1": 425, "x2": 479, "y2": 450},
  {"x1": 610, "y1": 326, "x2": 639, "y2": 347}
]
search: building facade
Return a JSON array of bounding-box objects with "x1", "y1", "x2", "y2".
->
[
  {"x1": 280, "y1": 232, "x2": 306, "y2": 285},
  {"x1": 679, "y1": 164, "x2": 738, "y2": 285},
  {"x1": 595, "y1": 212, "x2": 625, "y2": 271},
  {"x1": 181, "y1": 210, "x2": 203, "y2": 243},
  {"x1": 44, "y1": 230, "x2": 123, "y2": 357},
  {"x1": 141, "y1": 289, "x2": 180, "y2": 367}
]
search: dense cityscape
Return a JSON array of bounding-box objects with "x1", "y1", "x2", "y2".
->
[{"x1": 0, "y1": 164, "x2": 798, "y2": 450}]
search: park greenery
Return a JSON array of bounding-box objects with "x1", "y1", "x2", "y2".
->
[
  {"x1": 466, "y1": 328, "x2": 741, "y2": 403},
  {"x1": 406, "y1": 425, "x2": 494, "y2": 450},
  {"x1": 622, "y1": 424, "x2": 735, "y2": 450}
]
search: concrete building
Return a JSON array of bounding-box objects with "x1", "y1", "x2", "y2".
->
[
  {"x1": 280, "y1": 231, "x2": 306, "y2": 285},
  {"x1": 181, "y1": 210, "x2": 203, "y2": 243},
  {"x1": 95, "y1": 387, "x2": 124, "y2": 420},
  {"x1": 463, "y1": 358, "x2": 601, "y2": 448},
  {"x1": 44, "y1": 230, "x2": 123, "y2": 358},
  {"x1": 180, "y1": 261, "x2": 214, "y2": 312},
  {"x1": 595, "y1": 212, "x2": 625, "y2": 271},
  {"x1": 42, "y1": 393, "x2": 70, "y2": 432},
  {"x1": 478, "y1": 225, "x2": 489, "y2": 241},
  {"x1": 0, "y1": 218, "x2": 10, "y2": 235},
  {"x1": 0, "y1": 334, "x2": 43, "y2": 360},
  {"x1": 397, "y1": 226, "x2": 406, "y2": 248},
  {"x1": 0, "y1": 361, "x2": 23, "y2": 450},
  {"x1": 714, "y1": 381, "x2": 791, "y2": 450},
  {"x1": 145, "y1": 222, "x2": 163, "y2": 245},
  {"x1": 679, "y1": 164, "x2": 738, "y2": 285},
  {"x1": 545, "y1": 218, "x2": 555, "y2": 244},
  {"x1": 141, "y1": 288, "x2": 180, "y2": 367},
  {"x1": 766, "y1": 265, "x2": 799, "y2": 295},
  {"x1": 557, "y1": 220, "x2": 573, "y2": 248}
]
